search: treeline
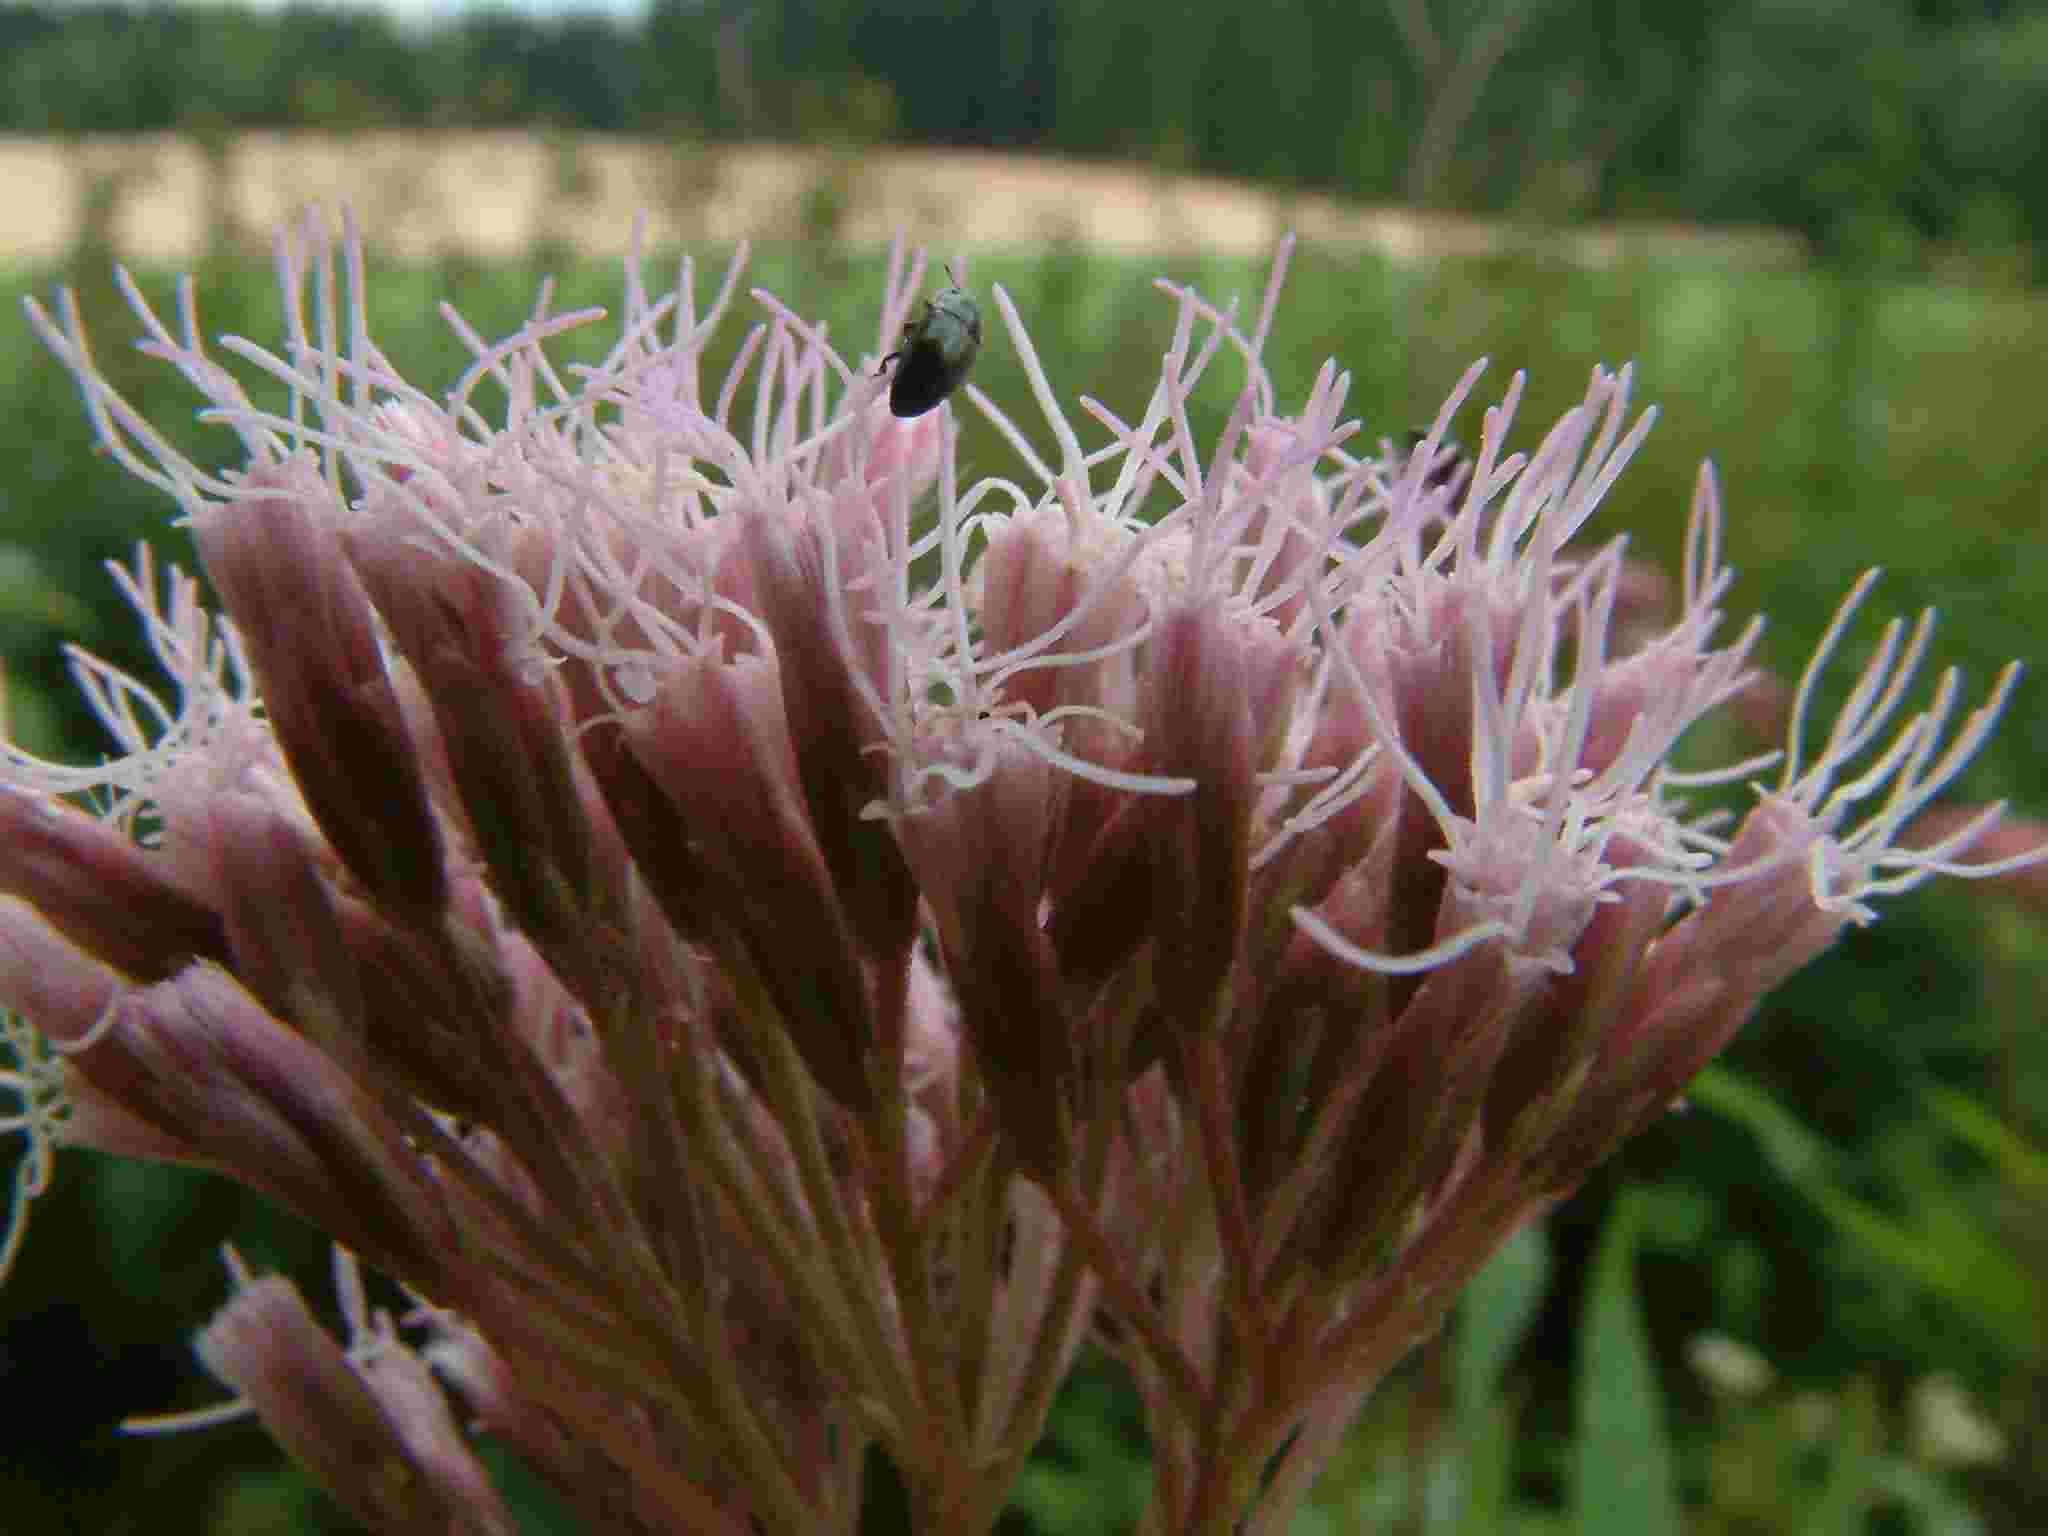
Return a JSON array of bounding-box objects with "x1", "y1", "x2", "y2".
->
[{"x1": 3, "y1": 0, "x2": 2046, "y2": 271}]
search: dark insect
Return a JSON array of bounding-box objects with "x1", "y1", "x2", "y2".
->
[{"x1": 880, "y1": 265, "x2": 983, "y2": 418}]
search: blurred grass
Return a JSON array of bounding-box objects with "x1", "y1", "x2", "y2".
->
[{"x1": 2, "y1": 228, "x2": 2046, "y2": 1533}]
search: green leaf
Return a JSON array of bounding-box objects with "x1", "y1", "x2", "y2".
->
[
  {"x1": 1447, "y1": 1220, "x2": 1549, "y2": 1536},
  {"x1": 1454, "y1": 1220, "x2": 1550, "y2": 1409},
  {"x1": 1687, "y1": 1064, "x2": 1835, "y2": 1185},
  {"x1": 1571, "y1": 1189, "x2": 1681, "y2": 1536},
  {"x1": 1697, "y1": 1067, "x2": 2042, "y2": 1359},
  {"x1": 1925, "y1": 1087, "x2": 2048, "y2": 1203},
  {"x1": 1807, "y1": 1376, "x2": 1882, "y2": 1536},
  {"x1": 1810, "y1": 1187, "x2": 2041, "y2": 1362}
]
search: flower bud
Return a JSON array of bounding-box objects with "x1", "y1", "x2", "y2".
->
[
  {"x1": 626, "y1": 651, "x2": 877, "y2": 1105},
  {"x1": 193, "y1": 463, "x2": 446, "y2": 917},
  {"x1": 196, "y1": 1275, "x2": 512, "y2": 1536},
  {"x1": 0, "y1": 788, "x2": 226, "y2": 982}
]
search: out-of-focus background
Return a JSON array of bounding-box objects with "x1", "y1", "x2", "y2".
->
[{"x1": 2, "y1": 2, "x2": 2046, "y2": 1532}]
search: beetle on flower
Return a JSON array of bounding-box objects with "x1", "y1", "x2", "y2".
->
[{"x1": 879, "y1": 261, "x2": 982, "y2": 417}]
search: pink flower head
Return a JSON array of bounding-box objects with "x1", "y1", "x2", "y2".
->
[{"x1": 1, "y1": 215, "x2": 2038, "y2": 1535}]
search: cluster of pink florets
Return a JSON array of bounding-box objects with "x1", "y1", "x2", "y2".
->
[{"x1": 0, "y1": 214, "x2": 2034, "y2": 1534}]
